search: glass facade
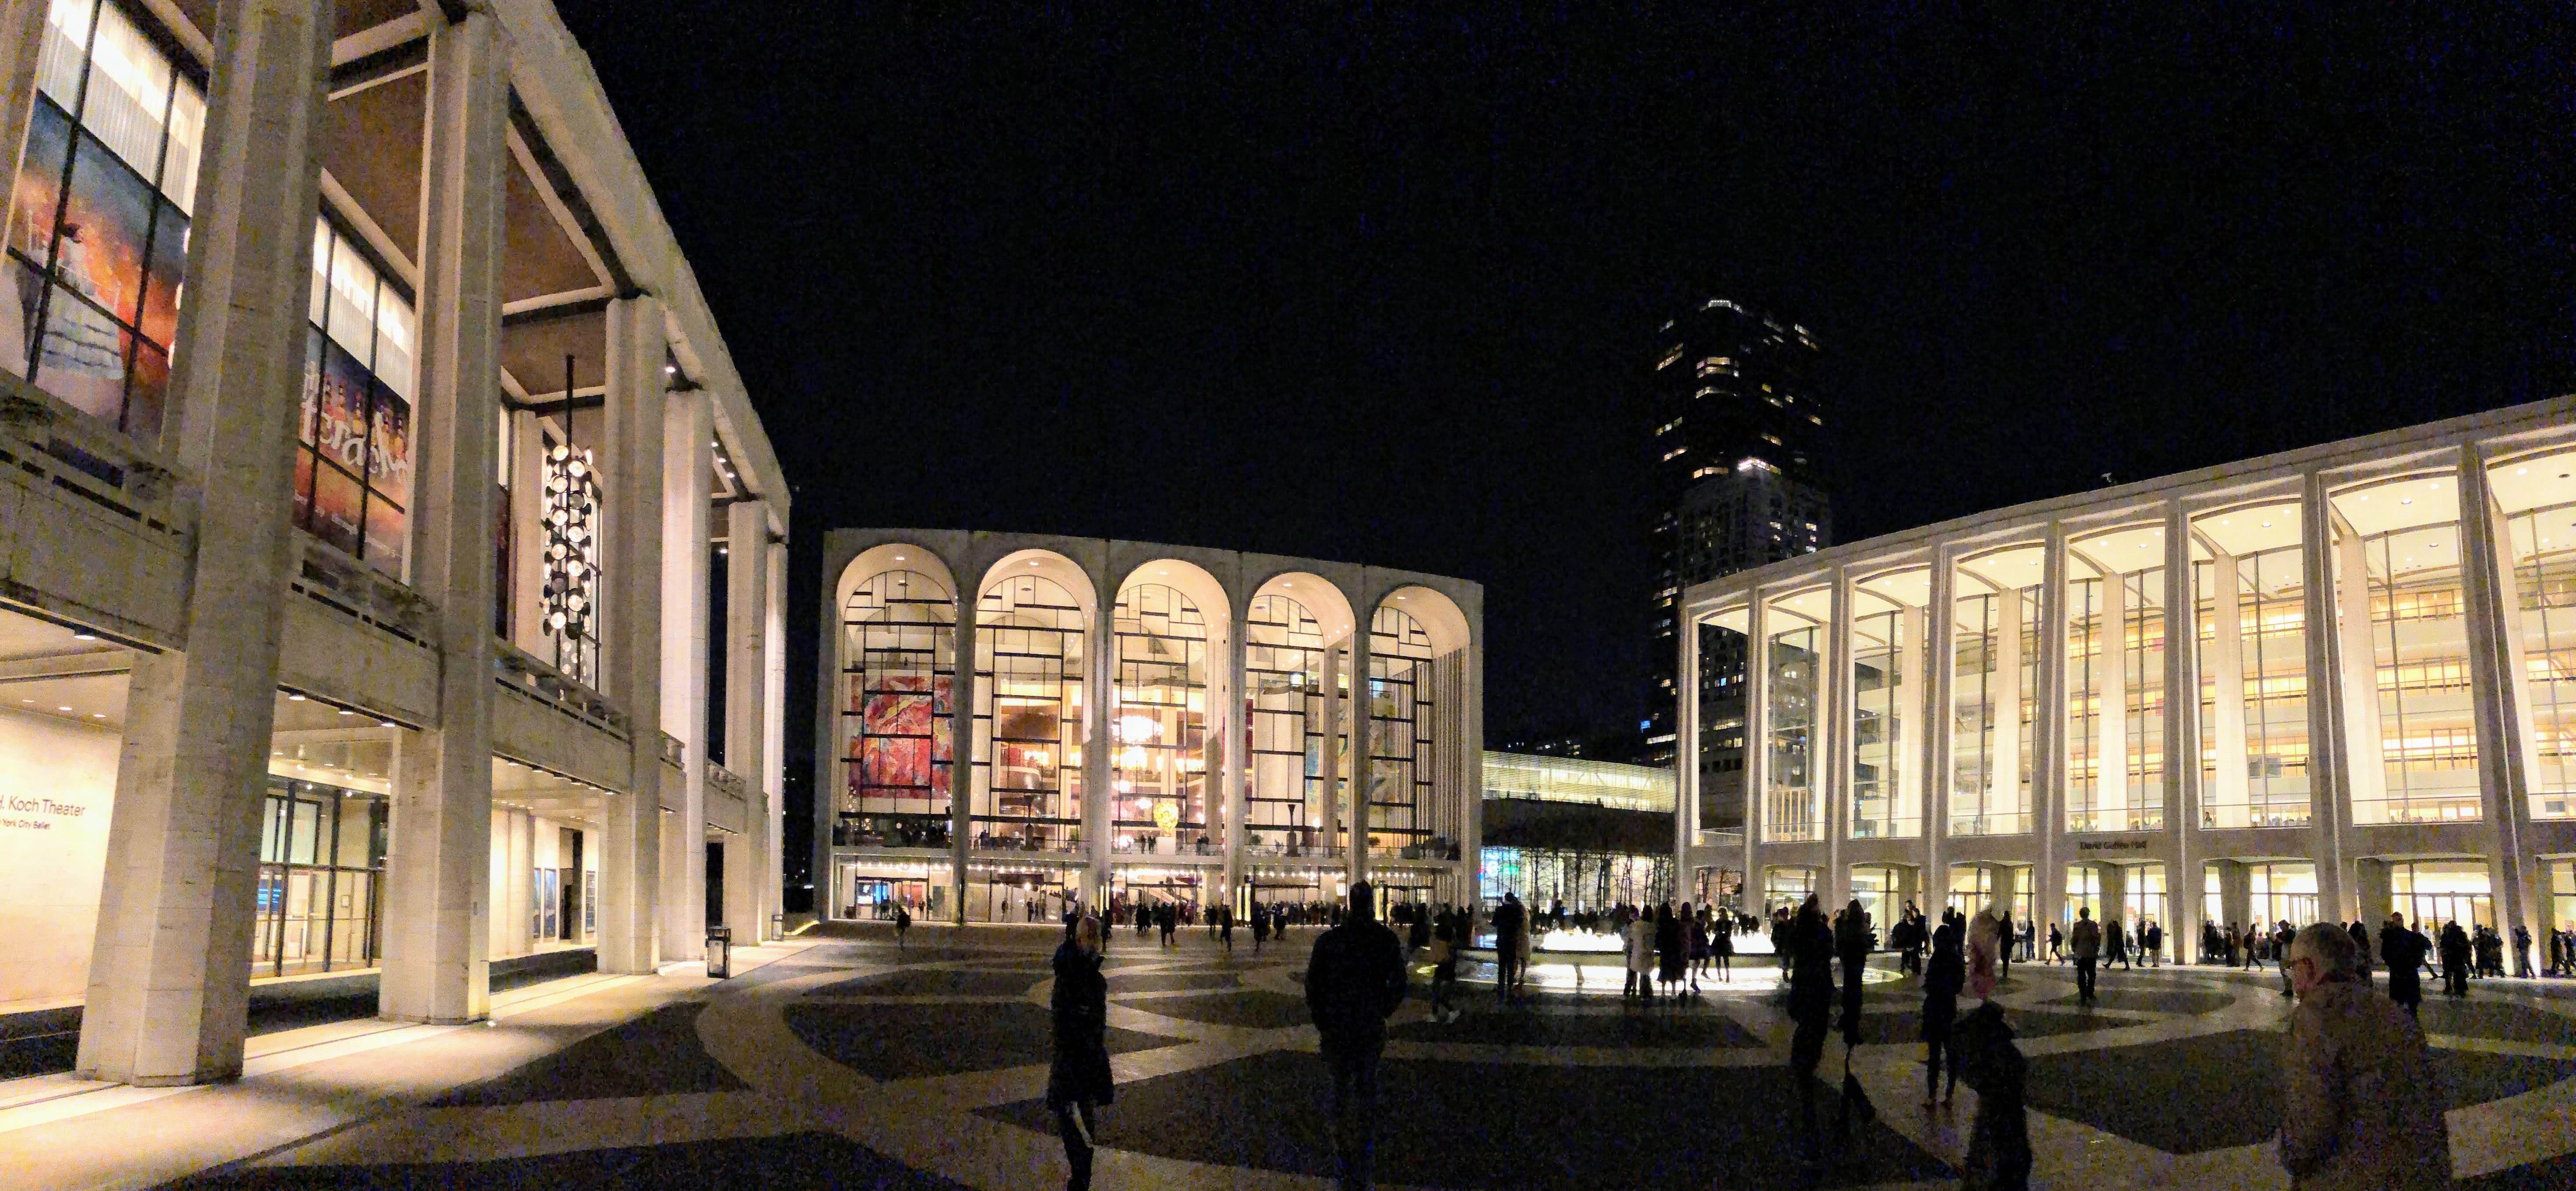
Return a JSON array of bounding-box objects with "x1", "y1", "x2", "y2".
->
[
  {"x1": 2194, "y1": 503, "x2": 2312, "y2": 829},
  {"x1": 1763, "y1": 864, "x2": 1818, "y2": 912},
  {"x1": 2389, "y1": 861, "x2": 2491, "y2": 932},
  {"x1": 1367, "y1": 605, "x2": 1436, "y2": 855},
  {"x1": 1481, "y1": 845, "x2": 1669, "y2": 909},
  {"x1": 2123, "y1": 863, "x2": 2168, "y2": 932},
  {"x1": 1764, "y1": 605, "x2": 1822, "y2": 841},
  {"x1": 1951, "y1": 553, "x2": 2038, "y2": 835},
  {"x1": 4, "y1": 0, "x2": 202, "y2": 443},
  {"x1": 2335, "y1": 476, "x2": 2480, "y2": 825},
  {"x1": 296, "y1": 219, "x2": 417, "y2": 577},
  {"x1": 2249, "y1": 862, "x2": 2317, "y2": 929},
  {"x1": 251, "y1": 779, "x2": 386, "y2": 979},
  {"x1": 2504, "y1": 501, "x2": 2576, "y2": 819},
  {"x1": 839, "y1": 569, "x2": 955, "y2": 845},
  {"x1": 977, "y1": 573, "x2": 1086, "y2": 852},
  {"x1": 1850, "y1": 592, "x2": 1920, "y2": 838},
  {"x1": 1111, "y1": 583, "x2": 1207, "y2": 848},
  {"x1": 2062, "y1": 864, "x2": 2102, "y2": 926},
  {"x1": 1244, "y1": 593, "x2": 1326, "y2": 852},
  {"x1": 2066, "y1": 531, "x2": 2168, "y2": 832}
]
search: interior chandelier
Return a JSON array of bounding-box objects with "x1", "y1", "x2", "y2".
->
[{"x1": 542, "y1": 441, "x2": 601, "y2": 684}]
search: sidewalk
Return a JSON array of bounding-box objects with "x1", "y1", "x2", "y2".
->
[{"x1": 0, "y1": 939, "x2": 822, "y2": 1191}]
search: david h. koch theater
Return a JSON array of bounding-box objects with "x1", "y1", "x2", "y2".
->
[{"x1": 1678, "y1": 395, "x2": 2576, "y2": 954}]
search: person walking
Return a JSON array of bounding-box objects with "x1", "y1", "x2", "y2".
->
[
  {"x1": 1426, "y1": 919, "x2": 1460, "y2": 1023},
  {"x1": 1955, "y1": 1002, "x2": 2032, "y2": 1191},
  {"x1": 2513, "y1": 923, "x2": 2534, "y2": 979},
  {"x1": 2108, "y1": 916, "x2": 2131, "y2": 972},
  {"x1": 1786, "y1": 895, "x2": 1837, "y2": 1158},
  {"x1": 1922, "y1": 916, "x2": 1966, "y2": 1106},
  {"x1": 2277, "y1": 922, "x2": 2452, "y2": 1190},
  {"x1": 1048, "y1": 915, "x2": 1113, "y2": 1191},
  {"x1": 2047, "y1": 920, "x2": 2064, "y2": 966},
  {"x1": 1712, "y1": 908, "x2": 1736, "y2": 981},
  {"x1": 2348, "y1": 919, "x2": 2373, "y2": 986},
  {"x1": 2068, "y1": 907, "x2": 2102, "y2": 1005},
  {"x1": 1492, "y1": 891, "x2": 1527, "y2": 1005},
  {"x1": 2276, "y1": 921, "x2": 2300, "y2": 998},
  {"x1": 1158, "y1": 901, "x2": 1179, "y2": 951},
  {"x1": 1252, "y1": 903, "x2": 1270, "y2": 953},
  {"x1": 2438, "y1": 921, "x2": 2472, "y2": 999},
  {"x1": 894, "y1": 903, "x2": 911, "y2": 953},
  {"x1": 1304, "y1": 881, "x2": 1408, "y2": 1191}
]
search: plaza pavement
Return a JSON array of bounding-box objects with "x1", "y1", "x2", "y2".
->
[{"x1": 1, "y1": 925, "x2": 2572, "y2": 1189}]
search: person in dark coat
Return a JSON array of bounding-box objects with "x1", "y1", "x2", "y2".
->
[
  {"x1": 1492, "y1": 891, "x2": 1527, "y2": 1005},
  {"x1": 1786, "y1": 895, "x2": 1837, "y2": 1154},
  {"x1": 1922, "y1": 917, "x2": 1966, "y2": 1105},
  {"x1": 1656, "y1": 902, "x2": 1687, "y2": 996},
  {"x1": 1305, "y1": 881, "x2": 1408, "y2": 1191},
  {"x1": 1955, "y1": 1002, "x2": 2032, "y2": 1191},
  {"x1": 2380, "y1": 912, "x2": 2434, "y2": 1018},
  {"x1": 1048, "y1": 916, "x2": 1113, "y2": 1191},
  {"x1": 1835, "y1": 899, "x2": 1873, "y2": 1047},
  {"x1": 2438, "y1": 921, "x2": 2472, "y2": 998},
  {"x1": 2349, "y1": 919, "x2": 2374, "y2": 984}
]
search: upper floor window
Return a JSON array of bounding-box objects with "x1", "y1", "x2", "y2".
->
[
  {"x1": 295, "y1": 219, "x2": 416, "y2": 577},
  {"x1": 3, "y1": 0, "x2": 203, "y2": 444}
]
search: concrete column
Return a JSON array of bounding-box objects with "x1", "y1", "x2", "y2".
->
[
  {"x1": 723, "y1": 500, "x2": 770, "y2": 936},
  {"x1": 2036, "y1": 525, "x2": 2071, "y2": 929},
  {"x1": 596, "y1": 294, "x2": 666, "y2": 975},
  {"x1": 2457, "y1": 447, "x2": 2537, "y2": 946},
  {"x1": 2100, "y1": 862, "x2": 2128, "y2": 932},
  {"x1": 2098, "y1": 556, "x2": 2130, "y2": 829},
  {"x1": 764, "y1": 538, "x2": 787, "y2": 937},
  {"x1": 1990, "y1": 583, "x2": 2024, "y2": 828},
  {"x1": 1743, "y1": 590, "x2": 1769, "y2": 908},
  {"x1": 74, "y1": 0, "x2": 332, "y2": 1087},
  {"x1": 1081, "y1": 591, "x2": 1110, "y2": 909},
  {"x1": 508, "y1": 407, "x2": 545, "y2": 650},
  {"x1": 1462, "y1": 635, "x2": 1485, "y2": 905},
  {"x1": 1221, "y1": 607, "x2": 1248, "y2": 911},
  {"x1": 2220, "y1": 859, "x2": 2253, "y2": 937},
  {"x1": 1823, "y1": 569, "x2": 1854, "y2": 908},
  {"x1": 0, "y1": 0, "x2": 46, "y2": 262},
  {"x1": 2210, "y1": 547, "x2": 2251, "y2": 823},
  {"x1": 2163, "y1": 498, "x2": 2198, "y2": 961},
  {"x1": 1897, "y1": 599, "x2": 1927, "y2": 838},
  {"x1": 947, "y1": 580, "x2": 976, "y2": 924},
  {"x1": 1348, "y1": 609, "x2": 1375, "y2": 889},
  {"x1": 1317, "y1": 638, "x2": 1342, "y2": 863},
  {"x1": 378, "y1": 7, "x2": 510, "y2": 1025},
  {"x1": 1923, "y1": 552, "x2": 1956, "y2": 912},
  {"x1": 2299, "y1": 473, "x2": 2351, "y2": 923},
  {"x1": 2333, "y1": 517, "x2": 2388, "y2": 823},
  {"x1": 2354, "y1": 858, "x2": 2393, "y2": 929},
  {"x1": 1673, "y1": 611, "x2": 1696, "y2": 901},
  {"x1": 658, "y1": 393, "x2": 711, "y2": 959}
]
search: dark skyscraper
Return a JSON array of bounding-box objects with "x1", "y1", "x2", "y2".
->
[{"x1": 1644, "y1": 300, "x2": 1830, "y2": 824}]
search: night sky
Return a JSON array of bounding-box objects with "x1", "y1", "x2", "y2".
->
[{"x1": 553, "y1": 4, "x2": 2574, "y2": 884}]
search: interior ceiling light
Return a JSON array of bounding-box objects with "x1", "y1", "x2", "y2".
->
[{"x1": 289, "y1": 693, "x2": 307, "y2": 701}]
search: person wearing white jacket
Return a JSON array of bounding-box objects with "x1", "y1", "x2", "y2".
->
[{"x1": 1626, "y1": 908, "x2": 1657, "y2": 1000}]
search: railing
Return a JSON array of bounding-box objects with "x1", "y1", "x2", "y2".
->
[
  {"x1": 707, "y1": 761, "x2": 748, "y2": 804},
  {"x1": 1695, "y1": 829, "x2": 1746, "y2": 851},
  {"x1": 0, "y1": 376, "x2": 191, "y2": 536},
  {"x1": 1239, "y1": 840, "x2": 1345, "y2": 860},
  {"x1": 660, "y1": 732, "x2": 685, "y2": 769},
  {"x1": 293, "y1": 535, "x2": 435, "y2": 645},
  {"x1": 493, "y1": 640, "x2": 631, "y2": 739}
]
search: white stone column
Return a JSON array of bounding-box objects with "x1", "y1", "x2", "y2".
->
[
  {"x1": 1082, "y1": 589, "x2": 1112, "y2": 909},
  {"x1": 378, "y1": 7, "x2": 510, "y2": 1024},
  {"x1": 1673, "y1": 611, "x2": 1697, "y2": 899},
  {"x1": 1316, "y1": 638, "x2": 1342, "y2": 865},
  {"x1": 658, "y1": 392, "x2": 711, "y2": 960},
  {"x1": 947, "y1": 580, "x2": 976, "y2": 924},
  {"x1": 596, "y1": 294, "x2": 666, "y2": 975},
  {"x1": 1220, "y1": 607, "x2": 1249, "y2": 912},
  {"x1": 1923, "y1": 552, "x2": 1958, "y2": 911},
  {"x1": 1897, "y1": 599, "x2": 1927, "y2": 840},
  {"x1": 2098, "y1": 556, "x2": 2130, "y2": 829},
  {"x1": 723, "y1": 499, "x2": 770, "y2": 937},
  {"x1": 764, "y1": 538, "x2": 787, "y2": 937},
  {"x1": 0, "y1": 0, "x2": 46, "y2": 247},
  {"x1": 509, "y1": 407, "x2": 545, "y2": 650},
  {"x1": 2209, "y1": 546, "x2": 2251, "y2": 822},
  {"x1": 1743, "y1": 590, "x2": 1769, "y2": 908},
  {"x1": 2163, "y1": 498, "x2": 2198, "y2": 961},
  {"x1": 2036, "y1": 524, "x2": 2070, "y2": 927},
  {"x1": 1462, "y1": 634, "x2": 1485, "y2": 904},
  {"x1": 2457, "y1": 447, "x2": 2537, "y2": 945},
  {"x1": 2333, "y1": 517, "x2": 2389, "y2": 827},
  {"x1": 2299, "y1": 473, "x2": 2351, "y2": 922},
  {"x1": 1348, "y1": 610, "x2": 1375, "y2": 890},
  {"x1": 1823, "y1": 568, "x2": 1855, "y2": 908},
  {"x1": 74, "y1": 0, "x2": 332, "y2": 1088},
  {"x1": 1990, "y1": 582, "x2": 2024, "y2": 829}
]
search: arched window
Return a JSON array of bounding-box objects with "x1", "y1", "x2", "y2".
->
[
  {"x1": 1113, "y1": 584, "x2": 1208, "y2": 848},
  {"x1": 975, "y1": 574, "x2": 1086, "y2": 851},
  {"x1": 840, "y1": 571, "x2": 956, "y2": 843},
  {"x1": 1366, "y1": 605, "x2": 1435, "y2": 854},
  {"x1": 1245, "y1": 594, "x2": 1325, "y2": 851}
]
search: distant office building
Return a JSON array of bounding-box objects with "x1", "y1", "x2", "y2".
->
[{"x1": 1644, "y1": 300, "x2": 1830, "y2": 837}]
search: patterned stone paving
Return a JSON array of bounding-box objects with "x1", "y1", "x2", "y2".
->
[{"x1": 7, "y1": 927, "x2": 2574, "y2": 1190}]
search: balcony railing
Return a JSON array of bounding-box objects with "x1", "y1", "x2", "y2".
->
[
  {"x1": 707, "y1": 761, "x2": 748, "y2": 804},
  {"x1": 493, "y1": 641, "x2": 630, "y2": 739},
  {"x1": 294, "y1": 535, "x2": 435, "y2": 645},
  {"x1": 660, "y1": 732, "x2": 685, "y2": 769},
  {"x1": 0, "y1": 377, "x2": 190, "y2": 535}
]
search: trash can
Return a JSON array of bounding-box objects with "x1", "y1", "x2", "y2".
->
[
  {"x1": 706, "y1": 924, "x2": 733, "y2": 979},
  {"x1": 770, "y1": 912, "x2": 784, "y2": 940}
]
